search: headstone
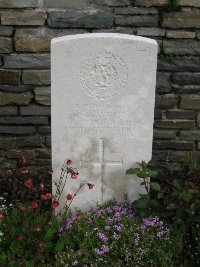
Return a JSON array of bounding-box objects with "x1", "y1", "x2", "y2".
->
[{"x1": 51, "y1": 33, "x2": 158, "y2": 211}]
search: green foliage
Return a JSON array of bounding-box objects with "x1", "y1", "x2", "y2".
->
[
  {"x1": 163, "y1": 0, "x2": 181, "y2": 12},
  {"x1": 128, "y1": 154, "x2": 200, "y2": 266}
]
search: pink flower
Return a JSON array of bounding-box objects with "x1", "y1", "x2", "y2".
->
[
  {"x1": 40, "y1": 194, "x2": 47, "y2": 201},
  {"x1": 20, "y1": 157, "x2": 27, "y2": 165},
  {"x1": 39, "y1": 183, "x2": 45, "y2": 192},
  {"x1": 24, "y1": 179, "x2": 33, "y2": 189},
  {"x1": 75, "y1": 213, "x2": 81, "y2": 220},
  {"x1": 31, "y1": 201, "x2": 38, "y2": 209},
  {"x1": 34, "y1": 226, "x2": 41, "y2": 232},
  {"x1": 67, "y1": 159, "x2": 73, "y2": 165},
  {"x1": 71, "y1": 171, "x2": 79, "y2": 179},
  {"x1": 21, "y1": 167, "x2": 28, "y2": 174},
  {"x1": 46, "y1": 193, "x2": 52, "y2": 200},
  {"x1": 0, "y1": 211, "x2": 5, "y2": 219},
  {"x1": 6, "y1": 169, "x2": 12, "y2": 175},
  {"x1": 66, "y1": 194, "x2": 73, "y2": 201},
  {"x1": 17, "y1": 234, "x2": 24, "y2": 241},
  {"x1": 87, "y1": 183, "x2": 95, "y2": 190}
]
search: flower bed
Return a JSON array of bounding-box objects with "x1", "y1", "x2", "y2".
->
[{"x1": 0, "y1": 156, "x2": 199, "y2": 266}]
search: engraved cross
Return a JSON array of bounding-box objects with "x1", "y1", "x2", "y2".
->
[{"x1": 80, "y1": 138, "x2": 123, "y2": 200}]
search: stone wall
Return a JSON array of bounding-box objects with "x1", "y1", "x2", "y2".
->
[{"x1": 0, "y1": 0, "x2": 200, "y2": 169}]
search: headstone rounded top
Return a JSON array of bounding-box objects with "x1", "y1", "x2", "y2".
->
[{"x1": 51, "y1": 33, "x2": 158, "y2": 46}]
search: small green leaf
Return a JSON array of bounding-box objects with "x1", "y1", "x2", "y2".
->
[
  {"x1": 151, "y1": 182, "x2": 161, "y2": 192},
  {"x1": 157, "y1": 192, "x2": 164, "y2": 199},
  {"x1": 126, "y1": 168, "x2": 140, "y2": 175},
  {"x1": 181, "y1": 192, "x2": 192, "y2": 202},
  {"x1": 147, "y1": 170, "x2": 158, "y2": 178}
]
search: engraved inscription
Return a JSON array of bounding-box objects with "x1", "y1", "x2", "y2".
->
[
  {"x1": 80, "y1": 51, "x2": 128, "y2": 100},
  {"x1": 66, "y1": 104, "x2": 144, "y2": 135}
]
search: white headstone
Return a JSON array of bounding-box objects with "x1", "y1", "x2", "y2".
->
[{"x1": 51, "y1": 33, "x2": 158, "y2": 211}]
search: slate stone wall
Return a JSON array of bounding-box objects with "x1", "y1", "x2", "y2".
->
[{"x1": 0, "y1": 0, "x2": 200, "y2": 169}]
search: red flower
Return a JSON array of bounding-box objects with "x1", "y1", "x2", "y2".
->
[
  {"x1": 71, "y1": 171, "x2": 79, "y2": 179},
  {"x1": 17, "y1": 234, "x2": 24, "y2": 241},
  {"x1": 66, "y1": 194, "x2": 73, "y2": 201},
  {"x1": 19, "y1": 206, "x2": 26, "y2": 212},
  {"x1": 52, "y1": 200, "x2": 59, "y2": 208},
  {"x1": 20, "y1": 156, "x2": 27, "y2": 165},
  {"x1": 34, "y1": 226, "x2": 41, "y2": 232},
  {"x1": 0, "y1": 211, "x2": 5, "y2": 219},
  {"x1": 87, "y1": 183, "x2": 95, "y2": 190},
  {"x1": 39, "y1": 183, "x2": 45, "y2": 192},
  {"x1": 46, "y1": 193, "x2": 52, "y2": 200},
  {"x1": 21, "y1": 167, "x2": 28, "y2": 174},
  {"x1": 75, "y1": 213, "x2": 81, "y2": 220},
  {"x1": 31, "y1": 201, "x2": 38, "y2": 209},
  {"x1": 67, "y1": 159, "x2": 73, "y2": 165},
  {"x1": 24, "y1": 179, "x2": 33, "y2": 189}
]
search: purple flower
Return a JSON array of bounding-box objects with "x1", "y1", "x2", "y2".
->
[
  {"x1": 95, "y1": 245, "x2": 110, "y2": 255},
  {"x1": 97, "y1": 232, "x2": 108, "y2": 242}
]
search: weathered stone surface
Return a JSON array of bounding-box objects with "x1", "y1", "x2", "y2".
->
[
  {"x1": 20, "y1": 106, "x2": 51, "y2": 116},
  {"x1": 153, "y1": 140, "x2": 194, "y2": 150},
  {"x1": 166, "y1": 110, "x2": 195, "y2": 120},
  {"x1": 115, "y1": 15, "x2": 158, "y2": 26},
  {"x1": 0, "y1": 85, "x2": 34, "y2": 92},
  {"x1": 95, "y1": 0, "x2": 131, "y2": 6},
  {"x1": 172, "y1": 72, "x2": 200, "y2": 85},
  {"x1": 28, "y1": 158, "x2": 51, "y2": 166},
  {"x1": 198, "y1": 113, "x2": 200, "y2": 128},
  {"x1": 135, "y1": 0, "x2": 167, "y2": 6},
  {"x1": 169, "y1": 151, "x2": 190, "y2": 163},
  {"x1": 154, "y1": 109, "x2": 162, "y2": 120},
  {"x1": 158, "y1": 56, "x2": 200, "y2": 72},
  {"x1": 0, "y1": 91, "x2": 33, "y2": 106},
  {"x1": 0, "y1": 126, "x2": 36, "y2": 135},
  {"x1": 115, "y1": 7, "x2": 158, "y2": 15},
  {"x1": 6, "y1": 149, "x2": 36, "y2": 159},
  {"x1": 153, "y1": 129, "x2": 177, "y2": 139},
  {"x1": 180, "y1": 95, "x2": 200, "y2": 110},
  {"x1": 179, "y1": 0, "x2": 200, "y2": 7},
  {"x1": 22, "y1": 70, "x2": 50, "y2": 85},
  {"x1": 34, "y1": 87, "x2": 51, "y2": 105},
  {"x1": 179, "y1": 130, "x2": 200, "y2": 141},
  {"x1": 166, "y1": 30, "x2": 196, "y2": 39},
  {"x1": 163, "y1": 40, "x2": 200, "y2": 55},
  {"x1": 0, "y1": 26, "x2": 13, "y2": 36},
  {"x1": 152, "y1": 150, "x2": 168, "y2": 161},
  {"x1": 16, "y1": 136, "x2": 44, "y2": 148},
  {"x1": 154, "y1": 120, "x2": 195, "y2": 129},
  {"x1": 162, "y1": 11, "x2": 200, "y2": 29},
  {"x1": 156, "y1": 72, "x2": 171, "y2": 93},
  {"x1": 155, "y1": 94, "x2": 178, "y2": 109},
  {"x1": 0, "y1": 138, "x2": 16, "y2": 149},
  {"x1": 0, "y1": 116, "x2": 48, "y2": 125},
  {"x1": 137, "y1": 27, "x2": 165, "y2": 36},
  {"x1": 0, "y1": 0, "x2": 39, "y2": 8},
  {"x1": 0, "y1": 37, "x2": 12, "y2": 53},
  {"x1": 43, "y1": 0, "x2": 90, "y2": 9},
  {"x1": 46, "y1": 136, "x2": 51, "y2": 147},
  {"x1": 47, "y1": 10, "x2": 113, "y2": 28},
  {"x1": 0, "y1": 106, "x2": 17, "y2": 115},
  {"x1": 1, "y1": 10, "x2": 46, "y2": 26},
  {"x1": 0, "y1": 159, "x2": 17, "y2": 168},
  {"x1": 0, "y1": 70, "x2": 20, "y2": 85},
  {"x1": 93, "y1": 27, "x2": 137, "y2": 34},
  {"x1": 172, "y1": 84, "x2": 200, "y2": 94},
  {"x1": 4, "y1": 54, "x2": 50, "y2": 69},
  {"x1": 15, "y1": 27, "x2": 88, "y2": 53},
  {"x1": 38, "y1": 126, "x2": 51, "y2": 134},
  {"x1": 36, "y1": 148, "x2": 51, "y2": 158}
]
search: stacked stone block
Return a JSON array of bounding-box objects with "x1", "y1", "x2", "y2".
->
[{"x1": 0, "y1": 0, "x2": 200, "y2": 169}]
